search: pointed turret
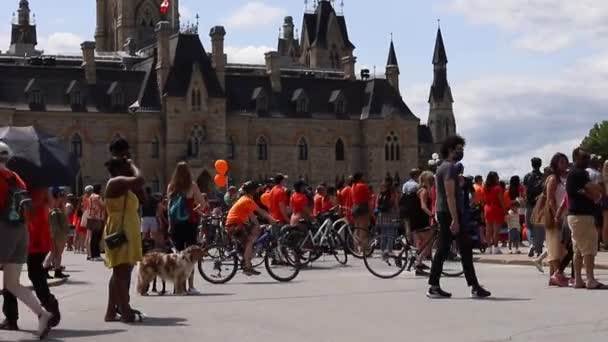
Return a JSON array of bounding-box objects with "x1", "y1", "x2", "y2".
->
[
  {"x1": 9, "y1": 0, "x2": 39, "y2": 56},
  {"x1": 385, "y1": 38, "x2": 400, "y2": 93},
  {"x1": 427, "y1": 25, "x2": 456, "y2": 148}
]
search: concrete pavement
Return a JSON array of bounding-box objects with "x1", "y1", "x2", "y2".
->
[{"x1": 2, "y1": 252, "x2": 608, "y2": 342}]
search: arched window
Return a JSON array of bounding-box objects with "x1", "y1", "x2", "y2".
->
[
  {"x1": 227, "y1": 136, "x2": 235, "y2": 160},
  {"x1": 385, "y1": 132, "x2": 400, "y2": 162},
  {"x1": 187, "y1": 125, "x2": 205, "y2": 158},
  {"x1": 335, "y1": 138, "x2": 345, "y2": 161},
  {"x1": 335, "y1": 99, "x2": 346, "y2": 115},
  {"x1": 298, "y1": 138, "x2": 308, "y2": 161},
  {"x1": 296, "y1": 97, "x2": 309, "y2": 114},
  {"x1": 151, "y1": 136, "x2": 160, "y2": 159},
  {"x1": 256, "y1": 95, "x2": 268, "y2": 114},
  {"x1": 191, "y1": 88, "x2": 202, "y2": 111},
  {"x1": 70, "y1": 133, "x2": 82, "y2": 158},
  {"x1": 257, "y1": 136, "x2": 268, "y2": 161}
]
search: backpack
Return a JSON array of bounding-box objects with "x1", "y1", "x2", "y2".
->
[
  {"x1": 168, "y1": 193, "x2": 190, "y2": 224},
  {"x1": 525, "y1": 171, "x2": 544, "y2": 206},
  {"x1": 0, "y1": 174, "x2": 30, "y2": 226},
  {"x1": 377, "y1": 192, "x2": 391, "y2": 213},
  {"x1": 399, "y1": 191, "x2": 418, "y2": 219}
]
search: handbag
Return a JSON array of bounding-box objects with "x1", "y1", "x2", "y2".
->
[{"x1": 104, "y1": 194, "x2": 128, "y2": 250}]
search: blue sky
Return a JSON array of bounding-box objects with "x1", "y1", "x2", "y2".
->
[{"x1": 1, "y1": 0, "x2": 606, "y2": 178}]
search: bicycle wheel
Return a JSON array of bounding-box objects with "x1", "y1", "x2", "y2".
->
[
  {"x1": 264, "y1": 245, "x2": 300, "y2": 282},
  {"x1": 363, "y1": 235, "x2": 408, "y2": 279},
  {"x1": 440, "y1": 244, "x2": 464, "y2": 277},
  {"x1": 345, "y1": 227, "x2": 374, "y2": 259},
  {"x1": 328, "y1": 230, "x2": 348, "y2": 265},
  {"x1": 197, "y1": 244, "x2": 238, "y2": 284}
]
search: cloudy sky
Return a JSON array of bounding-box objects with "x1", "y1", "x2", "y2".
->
[{"x1": 0, "y1": 0, "x2": 605, "y2": 178}]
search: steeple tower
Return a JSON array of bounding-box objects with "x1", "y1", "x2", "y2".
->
[
  {"x1": 385, "y1": 36, "x2": 400, "y2": 93},
  {"x1": 9, "y1": 0, "x2": 39, "y2": 56},
  {"x1": 427, "y1": 25, "x2": 456, "y2": 146}
]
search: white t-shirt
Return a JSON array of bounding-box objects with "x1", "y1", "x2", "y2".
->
[
  {"x1": 587, "y1": 168, "x2": 602, "y2": 185},
  {"x1": 506, "y1": 210, "x2": 521, "y2": 230}
]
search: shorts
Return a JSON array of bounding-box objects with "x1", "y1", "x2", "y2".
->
[
  {"x1": 545, "y1": 226, "x2": 564, "y2": 262},
  {"x1": 508, "y1": 228, "x2": 520, "y2": 242},
  {"x1": 226, "y1": 222, "x2": 254, "y2": 246},
  {"x1": 141, "y1": 217, "x2": 159, "y2": 233},
  {"x1": 352, "y1": 204, "x2": 370, "y2": 218},
  {"x1": 0, "y1": 224, "x2": 28, "y2": 264},
  {"x1": 568, "y1": 215, "x2": 598, "y2": 257}
]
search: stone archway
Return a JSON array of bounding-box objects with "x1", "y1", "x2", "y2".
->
[{"x1": 197, "y1": 170, "x2": 213, "y2": 195}]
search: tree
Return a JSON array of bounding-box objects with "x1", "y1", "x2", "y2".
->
[{"x1": 581, "y1": 121, "x2": 608, "y2": 158}]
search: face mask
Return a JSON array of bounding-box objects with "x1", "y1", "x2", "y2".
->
[{"x1": 454, "y1": 151, "x2": 464, "y2": 162}]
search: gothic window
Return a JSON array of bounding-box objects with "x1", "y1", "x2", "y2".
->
[
  {"x1": 335, "y1": 99, "x2": 346, "y2": 115},
  {"x1": 151, "y1": 136, "x2": 160, "y2": 159},
  {"x1": 335, "y1": 139, "x2": 345, "y2": 161},
  {"x1": 298, "y1": 138, "x2": 308, "y2": 161},
  {"x1": 385, "y1": 132, "x2": 400, "y2": 162},
  {"x1": 71, "y1": 91, "x2": 82, "y2": 106},
  {"x1": 31, "y1": 90, "x2": 43, "y2": 106},
  {"x1": 70, "y1": 133, "x2": 83, "y2": 158},
  {"x1": 257, "y1": 136, "x2": 268, "y2": 161},
  {"x1": 191, "y1": 88, "x2": 202, "y2": 111},
  {"x1": 256, "y1": 95, "x2": 268, "y2": 114},
  {"x1": 187, "y1": 125, "x2": 205, "y2": 158},
  {"x1": 227, "y1": 136, "x2": 235, "y2": 160},
  {"x1": 111, "y1": 91, "x2": 123, "y2": 108}
]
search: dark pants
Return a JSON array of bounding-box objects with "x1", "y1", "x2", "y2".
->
[
  {"x1": 429, "y1": 212, "x2": 480, "y2": 288},
  {"x1": 170, "y1": 221, "x2": 198, "y2": 252},
  {"x1": 2, "y1": 252, "x2": 60, "y2": 324}
]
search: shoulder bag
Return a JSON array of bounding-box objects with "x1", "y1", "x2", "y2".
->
[{"x1": 104, "y1": 194, "x2": 128, "y2": 250}]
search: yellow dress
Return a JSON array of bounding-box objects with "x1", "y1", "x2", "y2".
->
[{"x1": 103, "y1": 191, "x2": 142, "y2": 268}]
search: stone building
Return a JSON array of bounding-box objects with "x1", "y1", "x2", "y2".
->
[{"x1": 0, "y1": 0, "x2": 456, "y2": 194}]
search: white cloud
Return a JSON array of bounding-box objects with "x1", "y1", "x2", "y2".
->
[
  {"x1": 0, "y1": 31, "x2": 10, "y2": 53},
  {"x1": 225, "y1": 45, "x2": 273, "y2": 64},
  {"x1": 224, "y1": 2, "x2": 286, "y2": 30},
  {"x1": 445, "y1": 0, "x2": 608, "y2": 52},
  {"x1": 180, "y1": 4, "x2": 194, "y2": 22},
  {"x1": 39, "y1": 32, "x2": 83, "y2": 55}
]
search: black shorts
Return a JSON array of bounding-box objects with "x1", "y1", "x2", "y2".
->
[
  {"x1": 170, "y1": 221, "x2": 198, "y2": 252},
  {"x1": 352, "y1": 204, "x2": 370, "y2": 218}
]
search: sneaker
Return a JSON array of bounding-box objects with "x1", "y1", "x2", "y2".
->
[
  {"x1": 426, "y1": 286, "x2": 452, "y2": 299},
  {"x1": 243, "y1": 268, "x2": 261, "y2": 276},
  {"x1": 0, "y1": 319, "x2": 19, "y2": 331},
  {"x1": 494, "y1": 247, "x2": 503, "y2": 255},
  {"x1": 515, "y1": 249, "x2": 522, "y2": 254},
  {"x1": 528, "y1": 247, "x2": 535, "y2": 258},
  {"x1": 53, "y1": 271, "x2": 70, "y2": 279},
  {"x1": 532, "y1": 259, "x2": 544, "y2": 273},
  {"x1": 37, "y1": 310, "x2": 52, "y2": 339},
  {"x1": 45, "y1": 272, "x2": 54, "y2": 280},
  {"x1": 508, "y1": 250, "x2": 513, "y2": 254},
  {"x1": 415, "y1": 269, "x2": 429, "y2": 277},
  {"x1": 187, "y1": 288, "x2": 201, "y2": 295},
  {"x1": 549, "y1": 274, "x2": 569, "y2": 287},
  {"x1": 489, "y1": 246, "x2": 494, "y2": 255},
  {"x1": 471, "y1": 286, "x2": 492, "y2": 299}
]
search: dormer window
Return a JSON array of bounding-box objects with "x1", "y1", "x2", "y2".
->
[
  {"x1": 25, "y1": 78, "x2": 44, "y2": 111},
  {"x1": 292, "y1": 89, "x2": 309, "y2": 114},
  {"x1": 112, "y1": 92, "x2": 124, "y2": 107},
  {"x1": 107, "y1": 81, "x2": 124, "y2": 111},
  {"x1": 71, "y1": 91, "x2": 82, "y2": 106},
  {"x1": 31, "y1": 90, "x2": 43, "y2": 106},
  {"x1": 66, "y1": 80, "x2": 85, "y2": 111},
  {"x1": 191, "y1": 88, "x2": 202, "y2": 112},
  {"x1": 329, "y1": 90, "x2": 347, "y2": 117},
  {"x1": 251, "y1": 87, "x2": 268, "y2": 115}
]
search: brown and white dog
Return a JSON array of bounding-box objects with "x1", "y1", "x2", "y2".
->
[{"x1": 137, "y1": 245, "x2": 207, "y2": 296}]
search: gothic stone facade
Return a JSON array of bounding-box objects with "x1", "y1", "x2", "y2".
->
[{"x1": 0, "y1": 0, "x2": 456, "y2": 194}]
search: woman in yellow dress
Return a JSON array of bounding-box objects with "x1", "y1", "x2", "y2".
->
[{"x1": 103, "y1": 157, "x2": 144, "y2": 323}]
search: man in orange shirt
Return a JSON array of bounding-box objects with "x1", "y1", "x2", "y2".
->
[
  {"x1": 269, "y1": 174, "x2": 290, "y2": 224},
  {"x1": 339, "y1": 176, "x2": 353, "y2": 222},
  {"x1": 226, "y1": 182, "x2": 277, "y2": 275},
  {"x1": 313, "y1": 185, "x2": 326, "y2": 217},
  {"x1": 473, "y1": 175, "x2": 485, "y2": 207}
]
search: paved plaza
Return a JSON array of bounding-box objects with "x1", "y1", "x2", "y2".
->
[{"x1": 2, "y1": 252, "x2": 608, "y2": 342}]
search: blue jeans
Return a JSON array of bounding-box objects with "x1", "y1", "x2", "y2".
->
[
  {"x1": 525, "y1": 205, "x2": 545, "y2": 254},
  {"x1": 379, "y1": 224, "x2": 398, "y2": 252}
]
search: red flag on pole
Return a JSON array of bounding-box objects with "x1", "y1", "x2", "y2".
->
[{"x1": 160, "y1": 0, "x2": 171, "y2": 14}]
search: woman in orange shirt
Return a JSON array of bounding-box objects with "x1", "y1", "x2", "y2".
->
[
  {"x1": 290, "y1": 181, "x2": 312, "y2": 226},
  {"x1": 351, "y1": 172, "x2": 372, "y2": 252},
  {"x1": 484, "y1": 172, "x2": 505, "y2": 254}
]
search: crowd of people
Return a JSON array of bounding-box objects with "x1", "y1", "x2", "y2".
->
[{"x1": 2, "y1": 134, "x2": 608, "y2": 339}]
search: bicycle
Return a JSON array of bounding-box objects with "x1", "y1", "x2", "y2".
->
[
  {"x1": 197, "y1": 224, "x2": 300, "y2": 284},
  {"x1": 281, "y1": 210, "x2": 348, "y2": 266},
  {"x1": 363, "y1": 223, "x2": 464, "y2": 279}
]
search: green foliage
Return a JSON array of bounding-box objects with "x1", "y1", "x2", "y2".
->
[{"x1": 581, "y1": 121, "x2": 608, "y2": 158}]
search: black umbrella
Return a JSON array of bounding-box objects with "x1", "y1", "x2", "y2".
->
[{"x1": 0, "y1": 126, "x2": 80, "y2": 188}]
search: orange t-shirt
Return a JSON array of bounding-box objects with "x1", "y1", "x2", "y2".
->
[
  {"x1": 269, "y1": 185, "x2": 289, "y2": 223},
  {"x1": 0, "y1": 169, "x2": 26, "y2": 211},
  {"x1": 473, "y1": 184, "x2": 485, "y2": 206},
  {"x1": 339, "y1": 186, "x2": 352, "y2": 209},
  {"x1": 226, "y1": 196, "x2": 258, "y2": 226},
  {"x1": 313, "y1": 194, "x2": 324, "y2": 217},
  {"x1": 291, "y1": 193, "x2": 309, "y2": 216},
  {"x1": 351, "y1": 183, "x2": 371, "y2": 206}
]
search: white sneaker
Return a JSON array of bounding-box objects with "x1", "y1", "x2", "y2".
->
[
  {"x1": 494, "y1": 247, "x2": 503, "y2": 255},
  {"x1": 37, "y1": 310, "x2": 52, "y2": 339},
  {"x1": 187, "y1": 287, "x2": 201, "y2": 295},
  {"x1": 489, "y1": 246, "x2": 494, "y2": 255},
  {"x1": 533, "y1": 259, "x2": 544, "y2": 273}
]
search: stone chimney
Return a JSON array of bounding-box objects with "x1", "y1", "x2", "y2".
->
[
  {"x1": 341, "y1": 55, "x2": 357, "y2": 81},
  {"x1": 386, "y1": 65, "x2": 400, "y2": 93},
  {"x1": 81, "y1": 41, "x2": 96, "y2": 85},
  {"x1": 156, "y1": 21, "x2": 171, "y2": 98},
  {"x1": 265, "y1": 51, "x2": 281, "y2": 93},
  {"x1": 209, "y1": 26, "x2": 226, "y2": 89}
]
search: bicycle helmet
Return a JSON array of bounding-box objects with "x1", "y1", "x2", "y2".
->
[{"x1": 242, "y1": 181, "x2": 258, "y2": 195}]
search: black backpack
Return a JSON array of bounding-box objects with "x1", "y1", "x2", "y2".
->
[
  {"x1": 399, "y1": 191, "x2": 418, "y2": 219},
  {"x1": 377, "y1": 192, "x2": 391, "y2": 213},
  {"x1": 1, "y1": 174, "x2": 31, "y2": 226},
  {"x1": 524, "y1": 171, "x2": 544, "y2": 206}
]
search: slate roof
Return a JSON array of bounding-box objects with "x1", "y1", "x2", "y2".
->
[
  {"x1": 164, "y1": 34, "x2": 223, "y2": 98},
  {"x1": 302, "y1": 1, "x2": 355, "y2": 50},
  {"x1": 387, "y1": 40, "x2": 398, "y2": 66},
  {"x1": 432, "y1": 28, "x2": 448, "y2": 65},
  {"x1": 224, "y1": 73, "x2": 417, "y2": 121},
  {"x1": 429, "y1": 28, "x2": 452, "y2": 103}
]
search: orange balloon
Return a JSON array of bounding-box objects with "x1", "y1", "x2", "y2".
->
[
  {"x1": 261, "y1": 192, "x2": 271, "y2": 208},
  {"x1": 214, "y1": 160, "x2": 229, "y2": 176},
  {"x1": 214, "y1": 175, "x2": 227, "y2": 188}
]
